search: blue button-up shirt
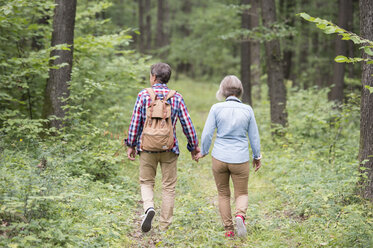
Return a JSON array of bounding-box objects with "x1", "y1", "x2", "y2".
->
[{"x1": 201, "y1": 96, "x2": 261, "y2": 163}]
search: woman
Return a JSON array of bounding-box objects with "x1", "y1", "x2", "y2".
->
[{"x1": 195, "y1": 75, "x2": 261, "y2": 238}]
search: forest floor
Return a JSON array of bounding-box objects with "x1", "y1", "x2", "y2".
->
[
  {"x1": 2, "y1": 78, "x2": 372, "y2": 248},
  {"x1": 117, "y1": 78, "x2": 373, "y2": 247}
]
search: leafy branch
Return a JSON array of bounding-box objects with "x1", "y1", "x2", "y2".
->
[
  {"x1": 298, "y1": 12, "x2": 373, "y2": 93},
  {"x1": 298, "y1": 12, "x2": 373, "y2": 62}
]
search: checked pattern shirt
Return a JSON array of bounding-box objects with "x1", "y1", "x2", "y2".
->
[{"x1": 125, "y1": 83, "x2": 199, "y2": 154}]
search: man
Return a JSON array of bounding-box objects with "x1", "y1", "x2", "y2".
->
[{"x1": 125, "y1": 62, "x2": 200, "y2": 232}]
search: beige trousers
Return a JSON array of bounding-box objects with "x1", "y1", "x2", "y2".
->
[
  {"x1": 139, "y1": 151, "x2": 178, "y2": 230},
  {"x1": 212, "y1": 157, "x2": 250, "y2": 231}
]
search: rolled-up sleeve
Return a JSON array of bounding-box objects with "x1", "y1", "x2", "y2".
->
[
  {"x1": 247, "y1": 108, "x2": 261, "y2": 159},
  {"x1": 201, "y1": 105, "x2": 216, "y2": 156},
  {"x1": 178, "y1": 97, "x2": 199, "y2": 151},
  {"x1": 125, "y1": 93, "x2": 143, "y2": 147}
]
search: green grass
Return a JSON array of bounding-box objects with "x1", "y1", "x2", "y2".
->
[
  {"x1": 1, "y1": 78, "x2": 372, "y2": 247},
  {"x1": 122, "y1": 78, "x2": 372, "y2": 247}
]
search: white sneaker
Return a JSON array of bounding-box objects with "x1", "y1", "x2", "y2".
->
[
  {"x1": 141, "y1": 208, "x2": 155, "y2": 232},
  {"x1": 235, "y1": 215, "x2": 247, "y2": 237}
]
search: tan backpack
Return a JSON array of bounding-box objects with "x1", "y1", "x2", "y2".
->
[{"x1": 140, "y1": 88, "x2": 176, "y2": 151}]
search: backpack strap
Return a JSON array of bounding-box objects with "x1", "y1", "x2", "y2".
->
[
  {"x1": 146, "y1": 88, "x2": 157, "y2": 103},
  {"x1": 160, "y1": 90, "x2": 176, "y2": 122},
  {"x1": 165, "y1": 90, "x2": 176, "y2": 101}
]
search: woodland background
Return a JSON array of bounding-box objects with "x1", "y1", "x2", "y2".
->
[{"x1": 0, "y1": 0, "x2": 372, "y2": 247}]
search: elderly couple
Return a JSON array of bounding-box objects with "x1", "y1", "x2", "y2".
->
[{"x1": 125, "y1": 63, "x2": 261, "y2": 238}]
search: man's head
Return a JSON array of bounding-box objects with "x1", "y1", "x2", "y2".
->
[{"x1": 150, "y1": 63, "x2": 172, "y2": 84}]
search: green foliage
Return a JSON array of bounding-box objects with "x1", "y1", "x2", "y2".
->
[
  {"x1": 168, "y1": 0, "x2": 241, "y2": 80},
  {"x1": 1, "y1": 76, "x2": 372, "y2": 247},
  {"x1": 0, "y1": 138, "x2": 138, "y2": 247},
  {"x1": 0, "y1": 0, "x2": 54, "y2": 121},
  {"x1": 1, "y1": 1, "x2": 372, "y2": 247},
  {"x1": 365, "y1": 85, "x2": 373, "y2": 94},
  {"x1": 299, "y1": 12, "x2": 373, "y2": 66},
  {"x1": 221, "y1": 22, "x2": 297, "y2": 43}
]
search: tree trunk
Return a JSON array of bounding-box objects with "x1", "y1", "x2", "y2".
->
[
  {"x1": 177, "y1": 0, "x2": 192, "y2": 76},
  {"x1": 43, "y1": 0, "x2": 76, "y2": 129},
  {"x1": 241, "y1": 0, "x2": 251, "y2": 105},
  {"x1": 295, "y1": 0, "x2": 310, "y2": 89},
  {"x1": 261, "y1": 0, "x2": 287, "y2": 129},
  {"x1": 138, "y1": 0, "x2": 145, "y2": 52},
  {"x1": 145, "y1": 0, "x2": 152, "y2": 51},
  {"x1": 156, "y1": 0, "x2": 170, "y2": 51},
  {"x1": 330, "y1": 0, "x2": 353, "y2": 103},
  {"x1": 347, "y1": 0, "x2": 355, "y2": 78},
  {"x1": 181, "y1": 0, "x2": 191, "y2": 36},
  {"x1": 250, "y1": 0, "x2": 261, "y2": 101},
  {"x1": 359, "y1": 0, "x2": 373, "y2": 200},
  {"x1": 282, "y1": 0, "x2": 295, "y2": 81}
]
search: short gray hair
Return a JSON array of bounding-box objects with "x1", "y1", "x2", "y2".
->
[
  {"x1": 151, "y1": 63, "x2": 172, "y2": 84},
  {"x1": 216, "y1": 75, "x2": 244, "y2": 101}
]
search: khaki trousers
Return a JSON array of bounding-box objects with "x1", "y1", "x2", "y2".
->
[
  {"x1": 139, "y1": 151, "x2": 178, "y2": 230},
  {"x1": 212, "y1": 157, "x2": 250, "y2": 231}
]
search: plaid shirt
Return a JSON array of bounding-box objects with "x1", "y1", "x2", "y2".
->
[{"x1": 125, "y1": 83, "x2": 199, "y2": 154}]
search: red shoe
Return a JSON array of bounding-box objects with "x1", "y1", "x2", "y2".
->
[
  {"x1": 225, "y1": 231, "x2": 235, "y2": 238},
  {"x1": 235, "y1": 215, "x2": 247, "y2": 237}
]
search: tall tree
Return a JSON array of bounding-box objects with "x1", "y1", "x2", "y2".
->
[
  {"x1": 145, "y1": 0, "x2": 152, "y2": 51},
  {"x1": 156, "y1": 0, "x2": 170, "y2": 53},
  {"x1": 241, "y1": 0, "x2": 252, "y2": 105},
  {"x1": 138, "y1": 0, "x2": 145, "y2": 52},
  {"x1": 359, "y1": 0, "x2": 373, "y2": 200},
  {"x1": 43, "y1": 0, "x2": 77, "y2": 129},
  {"x1": 250, "y1": 0, "x2": 261, "y2": 100},
  {"x1": 330, "y1": 0, "x2": 353, "y2": 103},
  {"x1": 281, "y1": 0, "x2": 295, "y2": 81},
  {"x1": 177, "y1": 0, "x2": 192, "y2": 75},
  {"x1": 261, "y1": 0, "x2": 288, "y2": 128}
]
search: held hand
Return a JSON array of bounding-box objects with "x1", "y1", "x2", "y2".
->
[
  {"x1": 253, "y1": 159, "x2": 261, "y2": 172},
  {"x1": 194, "y1": 152, "x2": 205, "y2": 162},
  {"x1": 191, "y1": 147, "x2": 201, "y2": 162},
  {"x1": 127, "y1": 147, "x2": 137, "y2": 161}
]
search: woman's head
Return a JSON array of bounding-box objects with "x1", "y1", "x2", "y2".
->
[{"x1": 216, "y1": 75, "x2": 244, "y2": 101}]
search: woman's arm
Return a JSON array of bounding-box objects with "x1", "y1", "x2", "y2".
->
[
  {"x1": 248, "y1": 107, "x2": 261, "y2": 159},
  {"x1": 201, "y1": 106, "x2": 217, "y2": 156}
]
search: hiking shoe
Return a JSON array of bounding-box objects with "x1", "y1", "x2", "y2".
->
[
  {"x1": 141, "y1": 208, "x2": 155, "y2": 232},
  {"x1": 225, "y1": 231, "x2": 235, "y2": 238},
  {"x1": 235, "y1": 215, "x2": 247, "y2": 237}
]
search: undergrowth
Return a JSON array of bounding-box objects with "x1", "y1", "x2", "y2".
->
[{"x1": 1, "y1": 78, "x2": 372, "y2": 247}]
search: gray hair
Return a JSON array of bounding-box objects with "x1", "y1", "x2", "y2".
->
[
  {"x1": 151, "y1": 63, "x2": 172, "y2": 84},
  {"x1": 216, "y1": 75, "x2": 244, "y2": 101}
]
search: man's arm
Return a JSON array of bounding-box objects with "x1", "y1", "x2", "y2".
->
[
  {"x1": 125, "y1": 93, "x2": 144, "y2": 160},
  {"x1": 177, "y1": 96, "x2": 199, "y2": 153}
]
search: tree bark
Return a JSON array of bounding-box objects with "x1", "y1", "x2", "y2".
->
[
  {"x1": 241, "y1": 0, "x2": 251, "y2": 105},
  {"x1": 261, "y1": 0, "x2": 288, "y2": 128},
  {"x1": 138, "y1": 0, "x2": 145, "y2": 52},
  {"x1": 347, "y1": 0, "x2": 355, "y2": 78},
  {"x1": 359, "y1": 0, "x2": 373, "y2": 200},
  {"x1": 330, "y1": 0, "x2": 353, "y2": 103},
  {"x1": 43, "y1": 0, "x2": 76, "y2": 129},
  {"x1": 145, "y1": 0, "x2": 152, "y2": 51},
  {"x1": 282, "y1": 0, "x2": 295, "y2": 81},
  {"x1": 156, "y1": 0, "x2": 170, "y2": 50},
  {"x1": 177, "y1": 0, "x2": 192, "y2": 76},
  {"x1": 250, "y1": 0, "x2": 261, "y2": 100},
  {"x1": 181, "y1": 0, "x2": 191, "y2": 36}
]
